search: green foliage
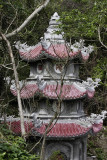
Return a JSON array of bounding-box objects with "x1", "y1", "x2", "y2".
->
[
  {"x1": 92, "y1": 57, "x2": 107, "y2": 86},
  {"x1": 60, "y1": 0, "x2": 107, "y2": 41},
  {"x1": 87, "y1": 129, "x2": 107, "y2": 160},
  {"x1": 59, "y1": 0, "x2": 107, "y2": 114},
  {"x1": 0, "y1": 124, "x2": 39, "y2": 160},
  {"x1": 48, "y1": 151, "x2": 65, "y2": 160},
  {"x1": 95, "y1": 148, "x2": 106, "y2": 160},
  {"x1": 17, "y1": 61, "x2": 30, "y2": 80}
]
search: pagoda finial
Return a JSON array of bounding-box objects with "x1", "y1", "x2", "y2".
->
[
  {"x1": 52, "y1": 12, "x2": 59, "y2": 17},
  {"x1": 50, "y1": 12, "x2": 60, "y2": 22}
]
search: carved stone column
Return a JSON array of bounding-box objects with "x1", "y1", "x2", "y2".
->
[
  {"x1": 73, "y1": 140, "x2": 80, "y2": 160},
  {"x1": 83, "y1": 136, "x2": 88, "y2": 160}
]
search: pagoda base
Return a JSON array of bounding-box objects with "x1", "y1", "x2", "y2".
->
[{"x1": 45, "y1": 136, "x2": 87, "y2": 160}]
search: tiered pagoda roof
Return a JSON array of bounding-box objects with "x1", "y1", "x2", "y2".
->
[
  {"x1": 15, "y1": 42, "x2": 91, "y2": 61},
  {"x1": 15, "y1": 12, "x2": 94, "y2": 62},
  {"x1": 10, "y1": 81, "x2": 98, "y2": 99},
  {"x1": 8, "y1": 121, "x2": 91, "y2": 137},
  {"x1": 6, "y1": 116, "x2": 104, "y2": 137},
  {"x1": 32, "y1": 123, "x2": 91, "y2": 138}
]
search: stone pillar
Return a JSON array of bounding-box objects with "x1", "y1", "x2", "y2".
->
[
  {"x1": 69, "y1": 145, "x2": 73, "y2": 160},
  {"x1": 44, "y1": 62, "x2": 50, "y2": 77},
  {"x1": 83, "y1": 136, "x2": 88, "y2": 160},
  {"x1": 67, "y1": 63, "x2": 74, "y2": 77},
  {"x1": 79, "y1": 142, "x2": 83, "y2": 160},
  {"x1": 73, "y1": 140, "x2": 80, "y2": 160}
]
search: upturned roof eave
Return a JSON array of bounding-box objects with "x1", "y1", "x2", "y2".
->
[{"x1": 19, "y1": 50, "x2": 81, "y2": 62}]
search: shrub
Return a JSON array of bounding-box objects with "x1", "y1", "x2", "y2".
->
[{"x1": 0, "y1": 124, "x2": 39, "y2": 160}]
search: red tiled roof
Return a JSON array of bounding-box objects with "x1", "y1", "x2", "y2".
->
[
  {"x1": 6, "y1": 121, "x2": 103, "y2": 136},
  {"x1": 11, "y1": 83, "x2": 86, "y2": 100},
  {"x1": 11, "y1": 84, "x2": 39, "y2": 99},
  {"x1": 33, "y1": 123, "x2": 91, "y2": 138},
  {"x1": 7, "y1": 120, "x2": 103, "y2": 138},
  {"x1": 19, "y1": 44, "x2": 88, "y2": 61},
  {"x1": 44, "y1": 44, "x2": 78, "y2": 59},
  {"x1": 8, "y1": 121, "x2": 33, "y2": 134},
  {"x1": 7, "y1": 121, "x2": 91, "y2": 137},
  {"x1": 43, "y1": 84, "x2": 86, "y2": 99},
  {"x1": 20, "y1": 44, "x2": 43, "y2": 60}
]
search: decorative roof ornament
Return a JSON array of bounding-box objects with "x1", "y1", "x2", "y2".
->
[
  {"x1": 71, "y1": 39, "x2": 94, "y2": 60},
  {"x1": 81, "y1": 78, "x2": 101, "y2": 98},
  {"x1": 40, "y1": 37, "x2": 51, "y2": 49},
  {"x1": 71, "y1": 39, "x2": 85, "y2": 52},
  {"x1": 82, "y1": 78, "x2": 101, "y2": 88},
  {"x1": 86, "y1": 111, "x2": 107, "y2": 124},
  {"x1": 32, "y1": 113, "x2": 43, "y2": 128},
  {"x1": 15, "y1": 41, "x2": 35, "y2": 52},
  {"x1": 10, "y1": 80, "x2": 16, "y2": 90},
  {"x1": 77, "y1": 110, "x2": 107, "y2": 133},
  {"x1": 89, "y1": 111, "x2": 107, "y2": 122},
  {"x1": 37, "y1": 76, "x2": 47, "y2": 90},
  {"x1": 81, "y1": 45, "x2": 94, "y2": 59},
  {"x1": 10, "y1": 79, "x2": 26, "y2": 91}
]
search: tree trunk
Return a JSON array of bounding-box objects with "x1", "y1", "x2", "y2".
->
[
  {"x1": 0, "y1": 0, "x2": 50, "y2": 40},
  {"x1": 1, "y1": 33, "x2": 26, "y2": 137}
]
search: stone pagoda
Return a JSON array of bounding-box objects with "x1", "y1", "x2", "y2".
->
[{"x1": 10, "y1": 12, "x2": 106, "y2": 160}]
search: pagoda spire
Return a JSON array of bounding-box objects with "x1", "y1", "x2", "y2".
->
[{"x1": 43, "y1": 12, "x2": 65, "y2": 43}]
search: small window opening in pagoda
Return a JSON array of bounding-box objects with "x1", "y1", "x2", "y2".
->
[
  {"x1": 37, "y1": 63, "x2": 43, "y2": 73},
  {"x1": 54, "y1": 63, "x2": 64, "y2": 74}
]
